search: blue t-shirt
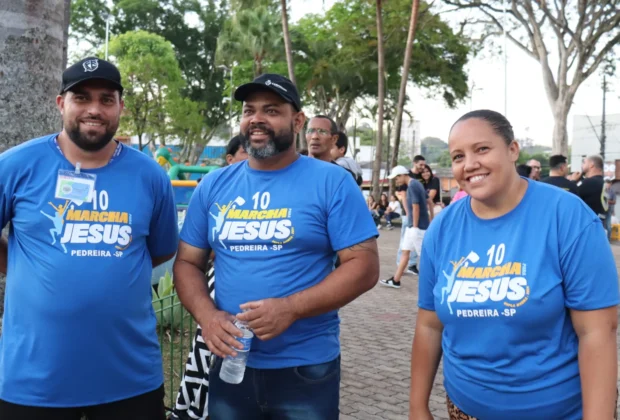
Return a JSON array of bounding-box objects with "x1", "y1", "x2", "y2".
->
[
  {"x1": 418, "y1": 179, "x2": 619, "y2": 419},
  {"x1": 407, "y1": 178, "x2": 429, "y2": 230},
  {"x1": 180, "y1": 155, "x2": 377, "y2": 368},
  {"x1": 0, "y1": 134, "x2": 179, "y2": 407}
]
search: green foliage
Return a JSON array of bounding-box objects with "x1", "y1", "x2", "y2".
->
[
  {"x1": 437, "y1": 150, "x2": 453, "y2": 168},
  {"x1": 71, "y1": 0, "x2": 229, "y2": 142},
  {"x1": 167, "y1": 95, "x2": 207, "y2": 148},
  {"x1": 421, "y1": 137, "x2": 449, "y2": 164},
  {"x1": 398, "y1": 156, "x2": 412, "y2": 167},
  {"x1": 108, "y1": 30, "x2": 184, "y2": 149},
  {"x1": 216, "y1": 6, "x2": 284, "y2": 77},
  {"x1": 70, "y1": 0, "x2": 470, "y2": 147},
  {"x1": 69, "y1": 0, "x2": 110, "y2": 52},
  {"x1": 517, "y1": 151, "x2": 551, "y2": 176},
  {"x1": 293, "y1": 0, "x2": 470, "y2": 126},
  {"x1": 152, "y1": 271, "x2": 188, "y2": 329}
]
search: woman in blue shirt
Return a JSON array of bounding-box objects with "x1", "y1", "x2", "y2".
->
[{"x1": 409, "y1": 110, "x2": 619, "y2": 420}]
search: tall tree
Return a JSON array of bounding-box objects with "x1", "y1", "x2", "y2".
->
[
  {"x1": 217, "y1": 6, "x2": 284, "y2": 78},
  {"x1": 108, "y1": 30, "x2": 184, "y2": 151},
  {"x1": 63, "y1": 0, "x2": 72, "y2": 68},
  {"x1": 389, "y1": 0, "x2": 421, "y2": 195},
  {"x1": 294, "y1": 0, "x2": 469, "y2": 131},
  {"x1": 371, "y1": 0, "x2": 386, "y2": 201},
  {"x1": 0, "y1": 0, "x2": 69, "y2": 153},
  {"x1": 443, "y1": 0, "x2": 620, "y2": 155},
  {"x1": 280, "y1": 0, "x2": 296, "y2": 85},
  {"x1": 70, "y1": 0, "x2": 229, "y2": 144}
]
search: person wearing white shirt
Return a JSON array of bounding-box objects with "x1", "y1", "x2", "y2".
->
[{"x1": 385, "y1": 193, "x2": 402, "y2": 230}]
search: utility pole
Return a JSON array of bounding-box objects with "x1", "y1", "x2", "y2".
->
[{"x1": 600, "y1": 74, "x2": 607, "y2": 159}]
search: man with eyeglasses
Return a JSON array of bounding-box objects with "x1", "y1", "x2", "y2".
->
[
  {"x1": 306, "y1": 115, "x2": 339, "y2": 162},
  {"x1": 527, "y1": 159, "x2": 541, "y2": 181},
  {"x1": 306, "y1": 116, "x2": 357, "y2": 180}
]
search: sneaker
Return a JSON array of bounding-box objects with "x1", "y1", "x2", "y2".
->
[
  {"x1": 377, "y1": 224, "x2": 383, "y2": 230},
  {"x1": 408, "y1": 265, "x2": 419, "y2": 275},
  {"x1": 379, "y1": 277, "x2": 401, "y2": 288},
  {"x1": 386, "y1": 224, "x2": 394, "y2": 230}
]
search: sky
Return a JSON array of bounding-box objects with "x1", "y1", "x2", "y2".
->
[{"x1": 290, "y1": 0, "x2": 620, "y2": 147}]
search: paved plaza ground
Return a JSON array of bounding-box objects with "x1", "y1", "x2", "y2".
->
[{"x1": 338, "y1": 228, "x2": 620, "y2": 420}]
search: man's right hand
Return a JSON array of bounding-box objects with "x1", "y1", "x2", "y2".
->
[{"x1": 201, "y1": 310, "x2": 244, "y2": 358}]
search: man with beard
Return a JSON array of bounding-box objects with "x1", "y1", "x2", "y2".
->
[
  {"x1": 577, "y1": 155, "x2": 608, "y2": 222},
  {"x1": 174, "y1": 74, "x2": 379, "y2": 419},
  {"x1": 0, "y1": 57, "x2": 178, "y2": 419}
]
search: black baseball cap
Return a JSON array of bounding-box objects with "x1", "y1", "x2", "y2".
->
[
  {"x1": 60, "y1": 57, "x2": 124, "y2": 95},
  {"x1": 234, "y1": 73, "x2": 301, "y2": 111}
]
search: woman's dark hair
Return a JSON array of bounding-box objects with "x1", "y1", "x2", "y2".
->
[
  {"x1": 421, "y1": 164, "x2": 434, "y2": 181},
  {"x1": 516, "y1": 164, "x2": 532, "y2": 178},
  {"x1": 226, "y1": 134, "x2": 244, "y2": 157},
  {"x1": 452, "y1": 109, "x2": 514, "y2": 145}
]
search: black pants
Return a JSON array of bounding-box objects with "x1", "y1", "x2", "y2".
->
[{"x1": 0, "y1": 384, "x2": 166, "y2": 420}]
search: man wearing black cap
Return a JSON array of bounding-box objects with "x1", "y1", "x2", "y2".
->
[
  {"x1": 541, "y1": 155, "x2": 578, "y2": 194},
  {"x1": 0, "y1": 57, "x2": 178, "y2": 419},
  {"x1": 174, "y1": 74, "x2": 379, "y2": 419}
]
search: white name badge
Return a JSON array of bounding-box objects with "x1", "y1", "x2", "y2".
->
[{"x1": 55, "y1": 169, "x2": 97, "y2": 206}]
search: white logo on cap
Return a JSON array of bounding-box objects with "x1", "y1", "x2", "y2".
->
[
  {"x1": 83, "y1": 59, "x2": 99, "y2": 72},
  {"x1": 265, "y1": 79, "x2": 287, "y2": 92}
]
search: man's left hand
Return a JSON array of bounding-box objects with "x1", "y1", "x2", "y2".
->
[{"x1": 237, "y1": 298, "x2": 297, "y2": 341}]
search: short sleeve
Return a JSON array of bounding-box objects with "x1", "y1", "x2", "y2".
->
[
  {"x1": 409, "y1": 182, "x2": 423, "y2": 204},
  {"x1": 147, "y1": 171, "x2": 179, "y2": 258},
  {"x1": 430, "y1": 178, "x2": 440, "y2": 191},
  {"x1": 179, "y1": 178, "x2": 212, "y2": 250},
  {"x1": 561, "y1": 219, "x2": 619, "y2": 310},
  {"x1": 0, "y1": 153, "x2": 15, "y2": 230},
  {"x1": 418, "y1": 223, "x2": 438, "y2": 311},
  {"x1": 327, "y1": 175, "x2": 378, "y2": 251}
]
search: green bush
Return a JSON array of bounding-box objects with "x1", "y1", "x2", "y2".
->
[{"x1": 152, "y1": 271, "x2": 188, "y2": 329}]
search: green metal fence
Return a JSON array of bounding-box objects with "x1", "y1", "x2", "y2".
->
[{"x1": 153, "y1": 291, "x2": 197, "y2": 414}]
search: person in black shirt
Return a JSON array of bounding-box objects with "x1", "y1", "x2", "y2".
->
[
  {"x1": 420, "y1": 164, "x2": 440, "y2": 203},
  {"x1": 409, "y1": 155, "x2": 426, "y2": 180},
  {"x1": 577, "y1": 154, "x2": 607, "y2": 220},
  {"x1": 541, "y1": 154, "x2": 578, "y2": 194},
  {"x1": 420, "y1": 164, "x2": 441, "y2": 220}
]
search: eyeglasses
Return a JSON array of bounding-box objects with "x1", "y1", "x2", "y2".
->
[{"x1": 306, "y1": 128, "x2": 332, "y2": 136}]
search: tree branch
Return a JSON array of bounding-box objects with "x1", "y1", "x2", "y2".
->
[{"x1": 581, "y1": 31, "x2": 620, "y2": 81}]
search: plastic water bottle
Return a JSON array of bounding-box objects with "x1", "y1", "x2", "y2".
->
[{"x1": 219, "y1": 322, "x2": 253, "y2": 384}]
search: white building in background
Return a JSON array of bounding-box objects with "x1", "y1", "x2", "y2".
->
[
  {"x1": 350, "y1": 119, "x2": 422, "y2": 163},
  {"x1": 400, "y1": 118, "x2": 422, "y2": 159},
  {"x1": 570, "y1": 113, "x2": 620, "y2": 178}
]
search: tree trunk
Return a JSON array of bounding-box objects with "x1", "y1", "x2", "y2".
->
[
  {"x1": 551, "y1": 98, "x2": 571, "y2": 157},
  {"x1": 389, "y1": 0, "x2": 420, "y2": 197},
  {"x1": 0, "y1": 0, "x2": 67, "y2": 154},
  {"x1": 280, "y1": 0, "x2": 295, "y2": 86},
  {"x1": 255, "y1": 58, "x2": 263, "y2": 78},
  {"x1": 0, "y1": 0, "x2": 69, "y2": 329},
  {"x1": 371, "y1": 0, "x2": 385, "y2": 201},
  {"x1": 62, "y1": 0, "x2": 71, "y2": 69}
]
